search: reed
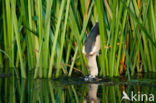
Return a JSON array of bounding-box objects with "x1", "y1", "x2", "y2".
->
[
  {"x1": 0, "y1": 0, "x2": 156, "y2": 78},
  {"x1": 56, "y1": 0, "x2": 71, "y2": 77},
  {"x1": 48, "y1": 0, "x2": 66, "y2": 78},
  {"x1": 1, "y1": 76, "x2": 156, "y2": 103},
  {"x1": 11, "y1": 0, "x2": 26, "y2": 78}
]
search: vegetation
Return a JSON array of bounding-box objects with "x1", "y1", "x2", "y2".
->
[
  {"x1": 0, "y1": 0, "x2": 156, "y2": 78},
  {"x1": 0, "y1": 74, "x2": 156, "y2": 103}
]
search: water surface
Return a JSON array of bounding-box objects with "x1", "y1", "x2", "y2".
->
[{"x1": 0, "y1": 73, "x2": 156, "y2": 103}]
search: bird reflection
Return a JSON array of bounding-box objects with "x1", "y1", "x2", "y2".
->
[{"x1": 84, "y1": 84, "x2": 100, "y2": 103}]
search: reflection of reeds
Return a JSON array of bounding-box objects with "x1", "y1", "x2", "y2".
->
[
  {"x1": 0, "y1": 0, "x2": 156, "y2": 78},
  {"x1": 0, "y1": 75, "x2": 156, "y2": 103}
]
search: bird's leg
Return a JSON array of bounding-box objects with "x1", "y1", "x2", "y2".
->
[
  {"x1": 87, "y1": 84, "x2": 98, "y2": 101},
  {"x1": 87, "y1": 54, "x2": 98, "y2": 78},
  {"x1": 88, "y1": 84, "x2": 98, "y2": 98},
  {"x1": 84, "y1": 84, "x2": 100, "y2": 102}
]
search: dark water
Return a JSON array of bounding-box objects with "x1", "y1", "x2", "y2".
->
[{"x1": 0, "y1": 73, "x2": 156, "y2": 103}]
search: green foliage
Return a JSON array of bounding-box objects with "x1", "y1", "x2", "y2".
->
[{"x1": 0, "y1": 0, "x2": 156, "y2": 78}]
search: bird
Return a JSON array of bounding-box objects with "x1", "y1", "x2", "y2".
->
[
  {"x1": 82, "y1": 21, "x2": 101, "y2": 80},
  {"x1": 84, "y1": 84, "x2": 100, "y2": 103}
]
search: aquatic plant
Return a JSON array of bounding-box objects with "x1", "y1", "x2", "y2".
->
[{"x1": 0, "y1": 0, "x2": 156, "y2": 78}]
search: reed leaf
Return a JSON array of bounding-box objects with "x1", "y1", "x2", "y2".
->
[
  {"x1": 48, "y1": 0, "x2": 66, "y2": 78},
  {"x1": 11, "y1": 0, "x2": 26, "y2": 78}
]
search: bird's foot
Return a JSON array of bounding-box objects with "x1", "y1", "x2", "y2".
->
[{"x1": 84, "y1": 75, "x2": 97, "y2": 81}]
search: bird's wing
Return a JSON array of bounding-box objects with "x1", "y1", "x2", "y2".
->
[
  {"x1": 83, "y1": 22, "x2": 99, "y2": 54},
  {"x1": 89, "y1": 35, "x2": 101, "y2": 55}
]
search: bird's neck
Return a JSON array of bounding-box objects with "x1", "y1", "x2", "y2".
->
[{"x1": 88, "y1": 55, "x2": 97, "y2": 69}]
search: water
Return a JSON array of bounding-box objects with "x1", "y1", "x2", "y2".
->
[{"x1": 0, "y1": 73, "x2": 156, "y2": 103}]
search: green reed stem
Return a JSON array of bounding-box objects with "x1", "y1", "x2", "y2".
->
[
  {"x1": 56, "y1": 0, "x2": 71, "y2": 77},
  {"x1": 115, "y1": 0, "x2": 130, "y2": 76},
  {"x1": 48, "y1": 0, "x2": 66, "y2": 78},
  {"x1": 95, "y1": 0, "x2": 107, "y2": 77},
  {"x1": 5, "y1": 0, "x2": 14, "y2": 67},
  {"x1": 11, "y1": 0, "x2": 26, "y2": 78},
  {"x1": 43, "y1": 0, "x2": 53, "y2": 77}
]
